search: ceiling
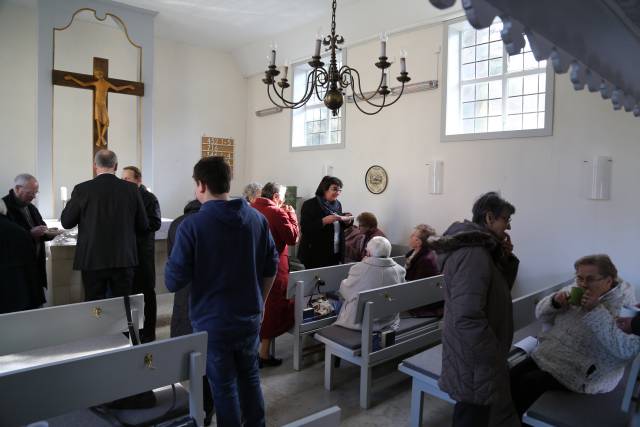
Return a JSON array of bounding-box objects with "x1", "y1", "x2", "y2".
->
[{"x1": 115, "y1": 0, "x2": 364, "y2": 51}]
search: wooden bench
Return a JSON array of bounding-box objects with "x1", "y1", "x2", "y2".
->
[
  {"x1": 0, "y1": 295, "x2": 207, "y2": 426},
  {"x1": 314, "y1": 275, "x2": 445, "y2": 408},
  {"x1": 396, "y1": 279, "x2": 577, "y2": 427},
  {"x1": 286, "y1": 256, "x2": 405, "y2": 370}
]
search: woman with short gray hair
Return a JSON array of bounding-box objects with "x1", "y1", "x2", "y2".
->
[{"x1": 243, "y1": 182, "x2": 262, "y2": 204}]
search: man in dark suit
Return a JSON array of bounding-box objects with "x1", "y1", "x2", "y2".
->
[
  {"x1": 3, "y1": 173, "x2": 53, "y2": 307},
  {"x1": 61, "y1": 150, "x2": 149, "y2": 301},
  {"x1": 122, "y1": 165, "x2": 161, "y2": 342}
]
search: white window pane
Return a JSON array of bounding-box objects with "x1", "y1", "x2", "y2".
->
[
  {"x1": 462, "y1": 63, "x2": 475, "y2": 80},
  {"x1": 489, "y1": 41, "x2": 503, "y2": 59},
  {"x1": 538, "y1": 94, "x2": 546, "y2": 111},
  {"x1": 330, "y1": 118, "x2": 338, "y2": 131},
  {"x1": 488, "y1": 116, "x2": 503, "y2": 132},
  {"x1": 539, "y1": 73, "x2": 546, "y2": 93},
  {"x1": 508, "y1": 53, "x2": 523, "y2": 72},
  {"x1": 489, "y1": 80, "x2": 502, "y2": 98},
  {"x1": 312, "y1": 133, "x2": 321, "y2": 145},
  {"x1": 331, "y1": 131, "x2": 339, "y2": 144},
  {"x1": 320, "y1": 108, "x2": 327, "y2": 119},
  {"x1": 475, "y1": 117, "x2": 488, "y2": 132},
  {"x1": 476, "y1": 44, "x2": 489, "y2": 61},
  {"x1": 489, "y1": 58, "x2": 502, "y2": 76},
  {"x1": 489, "y1": 23, "x2": 502, "y2": 41},
  {"x1": 524, "y1": 38, "x2": 531, "y2": 53},
  {"x1": 306, "y1": 109, "x2": 313, "y2": 120},
  {"x1": 475, "y1": 100, "x2": 488, "y2": 117},
  {"x1": 508, "y1": 77, "x2": 523, "y2": 96},
  {"x1": 477, "y1": 28, "x2": 489, "y2": 44},
  {"x1": 314, "y1": 109, "x2": 321, "y2": 120},
  {"x1": 538, "y1": 59, "x2": 547, "y2": 69},
  {"x1": 538, "y1": 112, "x2": 545, "y2": 128},
  {"x1": 462, "y1": 102, "x2": 475, "y2": 119},
  {"x1": 507, "y1": 96, "x2": 522, "y2": 114},
  {"x1": 463, "y1": 118, "x2": 475, "y2": 133},
  {"x1": 506, "y1": 114, "x2": 522, "y2": 130},
  {"x1": 462, "y1": 46, "x2": 475, "y2": 64},
  {"x1": 462, "y1": 30, "x2": 475, "y2": 47},
  {"x1": 523, "y1": 112, "x2": 537, "y2": 129},
  {"x1": 523, "y1": 74, "x2": 539, "y2": 94},
  {"x1": 523, "y1": 94, "x2": 537, "y2": 113},
  {"x1": 489, "y1": 99, "x2": 502, "y2": 116},
  {"x1": 476, "y1": 60, "x2": 488, "y2": 78},
  {"x1": 313, "y1": 121, "x2": 321, "y2": 133},
  {"x1": 523, "y1": 52, "x2": 538, "y2": 70},
  {"x1": 476, "y1": 83, "x2": 489, "y2": 100},
  {"x1": 462, "y1": 85, "x2": 475, "y2": 102}
]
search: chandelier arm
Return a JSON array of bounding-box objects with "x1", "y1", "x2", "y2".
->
[
  {"x1": 344, "y1": 66, "x2": 385, "y2": 102},
  {"x1": 350, "y1": 90, "x2": 386, "y2": 115},
  {"x1": 268, "y1": 83, "x2": 311, "y2": 109},
  {"x1": 268, "y1": 70, "x2": 317, "y2": 108},
  {"x1": 314, "y1": 68, "x2": 330, "y2": 102}
]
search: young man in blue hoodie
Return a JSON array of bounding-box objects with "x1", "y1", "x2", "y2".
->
[{"x1": 165, "y1": 156, "x2": 278, "y2": 427}]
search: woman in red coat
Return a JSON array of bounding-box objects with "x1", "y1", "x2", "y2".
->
[{"x1": 251, "y1": 182, "x2": 299, "y2": 367}]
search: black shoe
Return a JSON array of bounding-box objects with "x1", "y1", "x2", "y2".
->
[
  {"x1": 204, "y1": 410, "x2": 213, "y2": 426},
  {"x1": 259, "y1": 356, "x2": 283, "y2": 368}
]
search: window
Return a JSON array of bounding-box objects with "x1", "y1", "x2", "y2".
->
[
  {"x1": 291, "y1": 52, "x2": 345, "y2": 150},
  {"x1": 442, "y1": 18, "x2": 554, "y2": 140}
]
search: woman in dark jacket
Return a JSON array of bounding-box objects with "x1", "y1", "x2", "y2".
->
[
  {"x1": 298, "y1": 176, "x2": 353, "y2": 268},
  {"x1": 405, "y1": 224, "x2": 439, "y2": 281}
]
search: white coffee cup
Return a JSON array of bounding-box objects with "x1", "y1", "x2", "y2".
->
[{"x1": 619, "y1": 305, "x2": 640, "y2": 318}]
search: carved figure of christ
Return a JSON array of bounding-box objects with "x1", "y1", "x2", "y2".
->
[{"x1": 52, "y1": 57, "x2": 144, "y2": 152}]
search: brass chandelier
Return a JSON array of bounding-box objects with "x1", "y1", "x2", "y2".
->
[{"x1": 262, "y1": 0, "x2": 410, "y2": 116}]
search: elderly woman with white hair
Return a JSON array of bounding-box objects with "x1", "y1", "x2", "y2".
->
[
  {"x1": 334, "y1": 236, "x2": 406, "y2": 331},
  {"x1": 242, "y1": 182, "x2": 262, "y2": 204}
]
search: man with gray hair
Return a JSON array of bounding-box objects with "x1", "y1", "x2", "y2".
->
[
  {"x1": 3, "y1": 173, "x2": 53, "y2": 307},
  {"x1": 61, "y1": 149, "x2": 148, "y2": 300}
]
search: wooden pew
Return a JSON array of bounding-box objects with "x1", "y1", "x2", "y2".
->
[
  {"x1": 286, "y1": 256, "x2": 405, "y2": 370},
  {"x1": 282, "y1": 406, "x2": 341, "y2": 427},
  {"x1": 315, "y1": 275, "x2": 445, "y2": 408},
  {"x1": 396, "y1": 279, "x2": 574, "y2": 427}
]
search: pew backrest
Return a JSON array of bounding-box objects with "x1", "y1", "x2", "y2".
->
[
  {"x1": 287, "y1": 256, "x2": 406, "y2": 299},
  {"x1": 0, "y1": 294, "x2": 144, "y2": 356},
  {"x1": 355, "y1": 275, "x2": 445, "y2": 324},
  {"x1": 0, "y1": 332, "x2": 207, "y2": 427},
  {"x1": 511, "y1": 279, "x2": 572, "y2": 331}
]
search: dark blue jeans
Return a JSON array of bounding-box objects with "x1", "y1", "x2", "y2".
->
[{"x1": 202, "y1": 333, "x2": 265, "y2": 427}]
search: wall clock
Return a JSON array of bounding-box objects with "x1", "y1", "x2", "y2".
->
[{"x1": 365, "y1": 165, "x2": 388, "y2": 194}]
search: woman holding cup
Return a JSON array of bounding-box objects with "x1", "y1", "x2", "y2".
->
[{"x1": 510, "y1": 254, "x2": 640, "y2": 421}]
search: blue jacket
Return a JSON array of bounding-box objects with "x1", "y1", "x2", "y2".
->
[{"x1": 165, "y1": 198, "x2": 278, "y2": 342}]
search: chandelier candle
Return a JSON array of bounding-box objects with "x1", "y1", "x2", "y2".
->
[{"x1": 262, "y1": 0, "x2": 410, "y2": 116}]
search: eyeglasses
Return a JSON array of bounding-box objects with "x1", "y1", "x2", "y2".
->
[
  {"x1": 499, "y1": 216, "x2": 512, "y2": 224},
  {"x1": 329, "y1": 186, "x2": 342, "y2": 193},
  {"x1": 575, "y1": 275, "x2": 606, "y2": 285}
]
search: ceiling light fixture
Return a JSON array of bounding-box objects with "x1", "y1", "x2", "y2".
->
[{"x1": 262, "y1": 0, "x2": 410, "y2": 116}]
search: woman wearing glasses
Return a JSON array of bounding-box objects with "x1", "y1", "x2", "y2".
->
[
  {"x1": 510, "y1": 254, "x2": 640, "y2": 421},
  {"x1": 298, "y1": 176, "x2": 353, "y2": 269}
]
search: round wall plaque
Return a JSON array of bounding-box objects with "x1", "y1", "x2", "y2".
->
[{"x1": 365, "y1": 165, "x2": 388, "y2": 194}]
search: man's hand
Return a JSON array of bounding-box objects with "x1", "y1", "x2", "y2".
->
[
  {"x1": 552, "y1": 291, "x2": 570, "y2": 308},
  {"x1": 30, "y1": 225, "x2": 48, "y2": 238},
  {"x1": 283, "y1": 204, "x2": 295, "y2": 213},
  {"x1": 617, "y1": 317, "x2": 633, "y2": 334},
  {"x1": 581, "y1": 289, "x2": 599, "y2": 311}
]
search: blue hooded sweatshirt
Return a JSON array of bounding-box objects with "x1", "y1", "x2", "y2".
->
[{"x1": 165, "y1": 198, "x2": 278, "y2": 342}]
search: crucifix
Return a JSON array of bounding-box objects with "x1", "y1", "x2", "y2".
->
[{"x1": 52, "y1": 57, "x2": 144, "y2": 158}]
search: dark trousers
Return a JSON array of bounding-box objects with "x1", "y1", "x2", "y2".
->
[
  {"x1": 510, "y1": 357, "x2": 568, "y2": 419},
  {"x1": 82, "y1": 268, "x2": 134, "y2": 301},
  {"x1": 199, "y1": 332, "x2": 265, "y2": 427},
  {"x1": 453, "y1": 402, "x2": 490, "y2": 427},
  {"x1": 133, "y1": 250, "x2": 157, "y2": 342}
]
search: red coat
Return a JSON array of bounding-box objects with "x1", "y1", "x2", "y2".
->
[{"x1": 251, "y1": 197, "x2": 299, "y2": 339}]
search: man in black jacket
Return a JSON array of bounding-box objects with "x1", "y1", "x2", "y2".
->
[
  {"x1": 61, "y1": 150, "x2": 148, "y2": 301},
  {"x1": 122, "y1": 165, "x2": 161, "y2": 342},
  {"x1": 3, "y1": 173, "x2": 54, "y2": 307}
]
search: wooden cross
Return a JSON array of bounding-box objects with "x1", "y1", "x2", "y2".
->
[{"x1": 52, "y1": 57, "x2": 144, "y2": 159}]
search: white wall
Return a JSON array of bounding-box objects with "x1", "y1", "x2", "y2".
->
[
  {"x1": 0, "y1": 1, "x2": 37, "y2": 194},
  {"x1": 0, "y1": 2, "x2": 248, "y2": 220},
  {"x1": 245, "y1": 24, "x2": 640, "y2": 296},
  {"x1": 153, "y1": 37, "x2": 247, "y2": 218}
]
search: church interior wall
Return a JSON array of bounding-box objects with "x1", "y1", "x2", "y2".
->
[{"x1": 245, "y1": 24, "x2": 640, "y2": 296}]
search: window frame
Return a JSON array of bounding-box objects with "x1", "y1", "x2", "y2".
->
[
  {"x1": 290, "y1": 50, "x2": 347, "y2": 151},
  {"x1": 441, "y1": 17, "x2": 555, "y2": 142}
]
